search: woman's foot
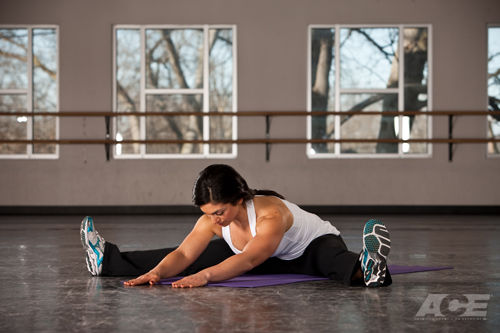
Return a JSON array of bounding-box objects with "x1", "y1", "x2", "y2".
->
[
  {"x1": 80, "y1": 216, "x2": 105, "y2": 276},
  {"x1": 359, "y1": 219, "x2": 390, "y2": 287}
]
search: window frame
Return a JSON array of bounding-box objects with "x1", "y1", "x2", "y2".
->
[
  {"x1": 307, "y1": 24, "x2": 433, "y2": 159},
  {"x1": 487, "y1": 24, "x2": 500, "y2": 158},
  {"x1": 0, "y1": 25, "x2": 60, "y2": 159},
  {"x1": 112, "y1": 24, "x2": 238, "y2": 159}
]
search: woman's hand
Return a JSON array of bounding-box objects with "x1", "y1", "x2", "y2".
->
[
  {"x1": 172, "y1": 272, "x2": 208, "y2": 288},
  {"x1": 124, "y1": 270, "x2": 161, "y2": 286}
]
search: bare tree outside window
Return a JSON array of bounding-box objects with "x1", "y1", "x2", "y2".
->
[
  {"x1": 0, "y1": 27, "x2": 58, "y2": 157},
  {"x1": 0, "y1": 28, "x2": 28, "y2": 154},
  {"x1": 0, "y1": 94, "x2": 27, "y2": 154},
  {"x1": 309, "y1": 26, "x2": 429, "y2": 157},
  {"x1": 114, "y1": 26, "x2": 236, "y2": 158},
  {"x1": 310, "y1": 28, "x2": 335, "y2": 153},
  {"x1": 33, "y1": 28, "x2": 58, "y2": 154},
  {"x1": 488, "y1": 26, "x2": 500, "y2": 155},
  {"x1": 116, "y1": 29, "x2": 141, "y2": 155},
  {"x1": 145, "y1": 29, "x2": 203, "y2": 154},
  {"x1": 209, "y1": 28, "x2": 234, "y2": 154}
]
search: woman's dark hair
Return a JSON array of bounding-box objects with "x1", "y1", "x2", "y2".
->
[{"x1": 192, "y1": 164, "x2": 284, "y2": 206}]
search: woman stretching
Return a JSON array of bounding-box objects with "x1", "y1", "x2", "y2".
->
[{"x1": 80, "y1": 164, "x2": 391, "y2": 288}]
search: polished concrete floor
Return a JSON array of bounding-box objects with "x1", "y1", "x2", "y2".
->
[{"x1": 0, "y1": 214, "x2": 498, "y2": 332}]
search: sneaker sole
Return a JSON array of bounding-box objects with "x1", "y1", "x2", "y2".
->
[
  {"x1": 363, "y1": 219, "x2": 390, "y2": 287},
  {"x1": 363, "y1": 219, "x2": 390, "y2": 259}
]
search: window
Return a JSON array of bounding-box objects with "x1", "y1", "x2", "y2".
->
[
  {"x1": 488, "y1": 26, "x2": 500, "y2": 155},
  {"x1": 113, "y1": 25, "x2": 237, "y2": 158},
  {"x1": 0, "y1": 26, "x2": 59, "y2": 158},
  {"x1": 308, "y1": 25, "x2": 431, "y2": 157}
]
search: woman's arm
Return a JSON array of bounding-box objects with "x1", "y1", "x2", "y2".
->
[
  {"x1": 172, "y1": 214, "x2": 286, "y2": 288},
  {"x1": 124, "y1": 215, "x2": 215, "y2": 286}
]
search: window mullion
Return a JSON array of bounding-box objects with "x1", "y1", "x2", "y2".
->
[
  {"x1": 232, "y1": 25, "x2": 238, "y2": 155},
  {"x1": 307, "y1": 26, "x2": 312, "y2": 155},
  {"x1": 112, "y1": 26, "x2": 117, "y2": 157},
  {"x1": 340, "y1": 88, "x2": 399, "y2": 94},
  {"x1": 55, "y1": 26, "x2": 60, "y2": 158},
  {"x1": 334, "y1": 26, "x2": 341, "y2": 156},
  {"x1": 203, "y1": 26, "x2": 210, "y2": 156},
  {"x1": 0, "y1": 89, "x2": 26, "y2": 94},
  {"x1": 398, "y1": 26, "x2": 404, "y2": 156},
  {"x1": 144, "y1": 88, "x2": 204, "y2": 94},
  {"x1": 140, "y1": 27, "x2": 146, "y2": 157},
  {"x1": 27, "y1": 27, "x2": 33, "y2": 157}
]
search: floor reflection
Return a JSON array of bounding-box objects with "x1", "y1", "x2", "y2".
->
[{"x1": 0, "y1": 215, "x2": 499, "y2": 332}]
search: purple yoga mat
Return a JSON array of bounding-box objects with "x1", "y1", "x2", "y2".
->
[
  {"x1": 155, "y1": 265, "x2": 453, "y2": 288},
  {"x1": 159, "y1": 274, "x2": 327, "y2": 288}
]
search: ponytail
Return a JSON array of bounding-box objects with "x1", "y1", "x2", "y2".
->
[{"x1": 252, "y1": 189, "x2": 285, "y2": 200}]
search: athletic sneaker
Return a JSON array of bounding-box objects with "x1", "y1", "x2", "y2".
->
[
  {"x1": 80, "y1": 216, "x2": 105, "y2": 276},
  {"x1": 359, "y1": 219, "x2": 390, "y2": 287}
]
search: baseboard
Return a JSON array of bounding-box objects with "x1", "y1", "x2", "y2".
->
[
  {"x1": 0, "y1": 205, "x2": 499, "y2": 215},
  {"x1": 300, "y1": 205, "x2": 500, "y2": 215}
]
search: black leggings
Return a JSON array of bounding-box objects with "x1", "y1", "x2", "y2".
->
[{"x1": 101, "y1": 234, "x2": 392, "y2": 286}]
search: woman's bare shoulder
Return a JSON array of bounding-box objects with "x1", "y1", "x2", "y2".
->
[
  {"x1": 195, "y1": 214, "x2": 222, "y2": 237},
  {"x1": 253, "y1": 196, "x2": 292, "y2": 228}
]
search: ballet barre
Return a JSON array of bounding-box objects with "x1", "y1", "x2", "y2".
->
[{"x1": 1, "y1": 110, "x2": 499, "y2": 162}]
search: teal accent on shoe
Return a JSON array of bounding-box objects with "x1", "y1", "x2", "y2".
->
[
  {"x1": 363, "y1": 219, "x2": 380, "y2": 234},
  {"x1": 80, "y1": 216, "x2": 105, "y2": 275},
  {"x1": 365, "y1": 260, "x2": 373, "y2": 282},
  {"x1": 87, "y1": 217, "x2": 94, "y2": 232},
  {"x1": 96, "y1": 254, "x2": 103, "y2": 267},
  {"x1": 362, "y1": 249, "x2": 369, "y2": 266},
  {"x1": 365, "y1": 235, "x2": 379, "y2": 252},
  {"x1": 88, "y1": 238, "x2": 103, "y2": 267}
]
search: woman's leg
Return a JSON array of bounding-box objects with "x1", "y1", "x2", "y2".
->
[
  {"x1": 180, "y1": 239, "x2": 234, "y2": 276},
  {"x1": 299, "y1": 234, "x2": 393, "y2": 286},
  {"x1": 250, "y1": 224, "x2": 392, "y2": 287},
  {"x1": 248, "y1": 234, "x2": 361, "y2": 285},
  {"x1": 299, "y1": 234, "x2": 363, "y2": 285},
  {"x1": 100, "y1": 239, "x2": 234, "y2": 277},
  {"x1": 100, "y1": 242, "x2": 173, "y2": 276},
  {"x1": 82, "y1": 216, "x2": 235, "y2": 277}
]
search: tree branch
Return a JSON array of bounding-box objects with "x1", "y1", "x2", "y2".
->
[
  {"x1": 488, "y1": 51, "x2": 500, "y2": 62},
  {"x1": 146, "y1": 37, "x2": 164, "y2": 87},
  {"x1": 0, "y1": 33, "x2": 26, "y2": 49},
  {"x1": 340, "y1": 94, "x2": 385, "y2": 125},
  {"x1": 162, "y1": 30, "x2": 190, "y2": 89},
  {"x1": 117, "y1": 82, "x2": 137, "y2": 111},
  {"x1": 351, "y1": 28, "x2": 395, "y2": 63},
  {"x1": 488, "y1": 67, "x2": 500, "y2": 79},
  {"x1": 0, "y1": 48, "x2": 56, "y2": 80}
]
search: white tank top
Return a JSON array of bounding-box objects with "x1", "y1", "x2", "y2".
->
[{"x1": 221, "y1": 198, "x2": 340, "y2": 260}]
